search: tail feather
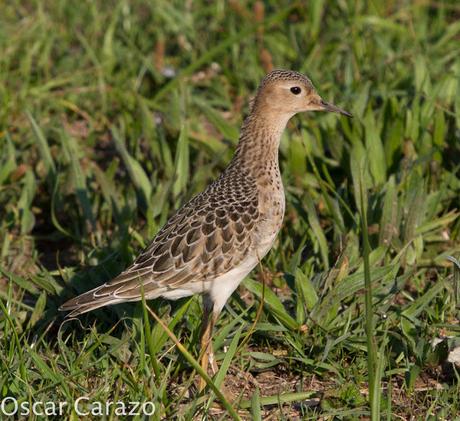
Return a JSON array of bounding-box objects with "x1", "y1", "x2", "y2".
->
[
  {"x1": 59, "y1": 266, "x2": 164, "y2": 317},
  {"x1": 59, "y1": 286, "x2": 125, "y2": 317},
  {"x1": 59, "y1": 280, "x2": 164, "y2": 317},
  {"x1": 60, "y1": 301, "x2": 119, "y2": 317}
]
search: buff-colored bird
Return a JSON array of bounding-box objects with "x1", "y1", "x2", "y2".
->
[{"x1": 60, "y1": 70, "x2": 351, "y2": 388}]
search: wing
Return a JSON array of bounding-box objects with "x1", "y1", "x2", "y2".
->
[{"x1": 60, "y1": 168, "x2": 260, "y2": 316}]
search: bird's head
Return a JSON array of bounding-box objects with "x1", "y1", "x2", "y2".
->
[{"x1": 253, "y1": 69, "x2": 352, "y2": 119}]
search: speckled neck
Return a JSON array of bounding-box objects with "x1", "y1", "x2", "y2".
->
[{"x1": 230, "y1": 110, "x2": 290, "y2": 176}]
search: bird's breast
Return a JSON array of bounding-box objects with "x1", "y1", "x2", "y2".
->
[{"x1": 253, "y1": 171, "x2": 285, "y2": 258}]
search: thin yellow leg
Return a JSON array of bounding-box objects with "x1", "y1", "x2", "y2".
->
[
  {"x1": 199, "y1": 300, "x2": 215, "y2": 391},
  {"x1": 206, "y1": 313, "x2": 219, "y2": 375},
  {"x1": 198, "y1": 300, "x2": 235, "y2": 401}
]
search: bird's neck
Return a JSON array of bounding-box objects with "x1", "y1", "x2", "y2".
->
[{"x1": 230, "y1": 111, "x2": 290, "y2": 174}]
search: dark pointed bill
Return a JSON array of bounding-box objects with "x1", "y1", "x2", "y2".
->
[{"x1": 320, "y1": 100, "x2": 352, "y2": 117}]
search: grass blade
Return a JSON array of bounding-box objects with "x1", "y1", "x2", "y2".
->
[
  {"x1": 112, "y1": 124, "x2": 152, "y2": 205},
  {"x1": 359, "y1": 166, "x2": 379, "y2": 421},
  {"x1": 447, "y1": 256, "x2": 460, "y2": 309},
  {"x1": 250, "y1": 388, "x2": 262, "y2": 420},
  {"x1": 145, "y1": 306, "x2": 242, "y2": 421},
  {"x1": 172, "y1": 124, "x2": 189, "y2": 198},
  {"x1": 26, "y1": 110, "x2": 56, "y2": 179},
  {"x1": 60, "y1": 131, "x2": 96, "y2": 231},
  {"x1": 239, "y1": 391, "x2": 316, "y2": 409},
  {"x1": 244, "y1": 278, "x2": 299, "y2": 331}
]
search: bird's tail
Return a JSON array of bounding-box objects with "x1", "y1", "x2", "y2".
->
[{"x1": 59, "y1": 285, "x2": 126, "y2": 317}]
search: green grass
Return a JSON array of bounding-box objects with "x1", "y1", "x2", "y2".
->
[{"x1": 1, "y1": 0, "x2": 460, "y2": 419}]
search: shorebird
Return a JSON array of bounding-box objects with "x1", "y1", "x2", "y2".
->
[{"x1": 60, "y1": 69, "x2": 351, "y2": 388}]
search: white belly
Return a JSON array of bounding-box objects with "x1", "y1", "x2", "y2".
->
[{"x1": 208, "y1": 255, "x2": 259, "y2": 314}]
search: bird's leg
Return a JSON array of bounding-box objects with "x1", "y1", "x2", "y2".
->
[
  {"x1": 207, "y1": 311, "x2": 220, "y2": 375},
  {"x1": 199, "y1": 296, "x2": 215, "y2": 391},
  {"x1": 198, "y1": 298, "x2": 235, "y2": 402},
  {"x1": 199, "y1": 308, "x2": 211, "y2": 388}
]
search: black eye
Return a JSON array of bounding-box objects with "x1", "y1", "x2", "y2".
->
[{"x1": 290, "y1": 86, "x2": 301, "y2": 95}]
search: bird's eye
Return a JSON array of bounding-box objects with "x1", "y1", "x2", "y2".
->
[{"x1": 290, "y1": 86, "x2": 301, "y2": 95}]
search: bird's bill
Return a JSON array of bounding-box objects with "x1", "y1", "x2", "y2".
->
[{"x1": 320, "y1": 100, "x2": 352, "y2": 117}]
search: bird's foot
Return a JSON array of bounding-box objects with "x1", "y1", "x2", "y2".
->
[
  {"x1": 198, "y1": 350, "x2": 218, "y2": 392},
  {"x1": 208, "y1": 350, "x2": 219, "y2": 375}
]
